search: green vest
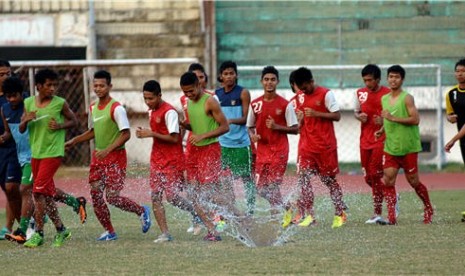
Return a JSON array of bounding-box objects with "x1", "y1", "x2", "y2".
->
[
  {"x1": 381, "y1": 91, "x2": 422, "y2": 156},
  {"x1": 187, "y1": 93, "x2": 219, "y2": 146},
  {"x1": 92, "y1": 99, "x2": 124, "y2": 151},
  {"x1": 24, "y1": 96, "x2": 65, "y2": 158}
]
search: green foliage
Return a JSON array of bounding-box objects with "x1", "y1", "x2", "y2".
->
[{"x1": 0, "y1": 191, "x2": 464, "y2": 274}]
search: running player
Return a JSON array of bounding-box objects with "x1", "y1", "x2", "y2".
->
[
  {"x1": 445, "y1": 58, "x2": 465, "y2": 163},
  {"x1": 377, "y1": 65, "x2": 433, "y2": 225},
  {"x1": 291, "y1": 67, "x2": 347, "y2": 229},
  {"x1": 354, "y1": 64, "x2": 391, "y2": 224},
  {"x1": 65, "y1": 70, "x2": 151, "y2": 241},
  {"x1": 179, "y1": 71, "x2": 229, "y2": 241},
  {"x1": 136, "y1": 80, "x2": 197, "y2": 243},
  {"x1": 215, "y1": 61, "x2": 256, "y2": 216},
  {"x1": 246, "y1": 66, "x2": 298, "y2": 219},
  {"x1": 20, "y1": 68, "x2": 77, "y2": 247}
]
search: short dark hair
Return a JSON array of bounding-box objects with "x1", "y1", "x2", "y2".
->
[
  {"x1": 180, "y1": 72, "x2": 198, "y2": 86},
  {"x1": 143, "y1": 80, "x2": 161, "y2": 96},
  {"x1": 219, "y1": 60, "x2": 237, "y2": 75},
  {"x1": 387, "y1": 65, "x2": 406, "y2": 79},
  {"x1": 361, "y1": 64, "x2": 381, "y2": 79},
  {"x1": 289, "y1": 70, "x2": 296, "y2": 92},
  {"x1": 455, "y1": 58, "x2": 465, "y2": 69},
  {"x1": 293, "y1": 67, "x2": 313, "y2": 86},
  {"x1": 261, "y1": 66, "x2": 279, "y2": 80},
  {"x1": 188, "y1": 63, "x2": 208, "y2": 83},
  {"x1": 35, "y1": 68, "x2": 58, "y2": 85},
  {"x1": 2, "y1": 76, "x2": 23, "y2": 96},
  {"x1": 0, "y1": 60, "x2": 11, "y2": 68},
  {"x1": 94, "y1": 70, "x2": 111, "y2": 84}
]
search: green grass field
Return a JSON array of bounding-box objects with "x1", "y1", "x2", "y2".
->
[{"x1": 0, "y1": 190, "x2": 464, "y2": 275}]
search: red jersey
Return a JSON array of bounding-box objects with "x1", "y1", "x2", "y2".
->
[
  {"x1": 149, "y1": 101, "x2": 184, "y2": 172},
  {"x1": 355, "y1": 85, "x2": 390, "y2": 149},
  {"x1": 295, "y1": 87, "x2": 338, "y2": 153},
  {"x1": 249, "y1": 95, "x2": 294, "y2": 164}
]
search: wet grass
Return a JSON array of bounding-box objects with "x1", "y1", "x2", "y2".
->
[{"x1": 0, "y1": 190, "x2": 464, "y2": 275}]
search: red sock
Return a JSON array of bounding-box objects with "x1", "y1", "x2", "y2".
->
[
  {"x1": 90, "y1": 189, "x2": 115, "y2": 233},
  {"x1": 107, "y1": 195, "x2": 144, "y2": 216},
  {"x1": 299, "y1": 181, "x2": 314, "y2": 215},
  {"x1": 414, "y1": 182, "x2": 432, "y2": 210},
  {"x1": 372, "y1": 177, "x2": 384, "y2": 216},
  {"x1": 326, "y1": 179, "x2": 344, "y2": 216},
  {"x1": 383, "y1": 185, "x2": 397, "y2": 224}
]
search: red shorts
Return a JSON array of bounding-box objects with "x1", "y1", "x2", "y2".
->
[
  {"x1": 186, "y1": 142, "x2": 221, "y2": 185},
  {"x1": 383, "y1": 152, "x2": 418, "y2": 175},
  {"x1": 89, "y1": 149, "x2": 127, "y2": 191},
  {"x1": 254, "y1": 155, "x2": 287, "y2": 188},
  {"x1": 31, "y1": 157, "x2": 62, "y2": 196},
  {"x1": 150, "y1": 169, "x2": 184, "y2": 197},
  {"x1": 298, "y1": 149, "x2": 339, "y2": 177},
  {"x1": 360, "y1": 146, "x2": 384, "y2": 179}
]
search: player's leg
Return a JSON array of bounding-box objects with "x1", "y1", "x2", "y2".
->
[
  {"x1": 102, "y1": 150, "x2": 150, "y2": 233},
  {"x1": 382, "y1": 153, "x2": 399, "y2": 225},
  {"x1": 5, "y1": 164, "x2": 34, "y2": 243},
  {"x1": 365, "y1": 147, "x2": 385, "y2": 223},
  {"x1": 403, "y1": 153, "x2": 433, "y2": 224},
  {"x1": 54, "y1": 188, "x2": 87, "y2": 224}
]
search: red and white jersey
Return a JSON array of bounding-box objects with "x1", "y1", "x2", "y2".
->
[
  {"x1": 149, "y1": 101, "x2": 184, "y2": 172},
  {"x1": 355, "y1": 85, "x2": 390, "y2": 149},
  {"x1": 247, "y1": 94, "x2": 297, "y2": 164},
  {"x1": 295, "y1": 86, "x2": 339, "y2": 154}
]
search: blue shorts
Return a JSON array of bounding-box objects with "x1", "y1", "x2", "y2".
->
[{"x1": 0, "y1": 147, "x2": 22, "y2": 191}]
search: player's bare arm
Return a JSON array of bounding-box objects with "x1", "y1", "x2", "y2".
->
[
  {"x1": 49, "y1": 101, "x2": 78, "y2": 130},
  {"x1": 305, "y1": 108, "x2": 341, "y2": 121},
  {"x1": 0, "y1": 108, "x2": 12, "y2": 143},
  {"x1": 445, "y1": 124, "x2": 465, "y2": 152},
  {"x1": 381, "y1": 94, "x2": 419, "y2": 125},
  {"x1": 19, "y1": 108, "x2": 36, "y2": 133},
  {"x1": 136, "y1": 127, "x2": 180, "y2": 144},
  {"x1": 65, "y1": 128, "x2": 95, "y2": 150},
  {"x1": 95, "y1": 128, "x2": 130, "y2": 160},
  {"x1": 228, "y1": 88, "x2": 250, "y2": 125},
  {"x1": 248, "y1": 127, "x2": 260, "y2": 143},
  {"x1": 266, "y1": 116, "x2": 298, "y2": 134}
]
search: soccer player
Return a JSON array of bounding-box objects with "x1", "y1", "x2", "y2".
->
[
  {"x1": 378, "y1": 65, "x2": 433, "y2": 225},
  {"x1": 445, "y1": 58, "x2": 465, "y2": 164},
  {"x1": 136, "y1": 80, "x2": 197, "y2": 243},
  {"x1": 444, "y1": 118, "x2": 465, "y2": 222},
  {"x1": 246, "y1": 66, "x2": 298, "y2": 218},
  {"x1": 1, "y1": 76, "x2": 87, "y2": 244},
  {"x1": 19, "y1": 68, "x2": 77, "y2": 247},
  {"x1": 65, "y1": 70, "x2": 151, "y2": 241},
  {"x1": 291, "y1": 67, "x2": 347, "y2": 229},
  {"x1": 354, "y1": 64, "x2": 391, "y2": 224},
  {"x1": 180, "y1": 63, "x2": 212, "y2": 235},
  {"x1": 0, "y1": 60, "x2": 21, "y2": 240},
  {"x1": 179, "y1": 71, "x2": 229, "y2": 241},
  {"x1": 215, "y1": 61, "x2": 256, "y2": 216}
]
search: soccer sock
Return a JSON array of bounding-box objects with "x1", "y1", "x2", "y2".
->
[
  {"x1": 56, "y1": 224, "x2": 65, "y2": 232},
  {"x1": 106, "y1": 195, "x2": 144, "y2": 216},
  {"x1": 384, "y1": 185, "x2": 397, "y2": 223},
  {"x1": 326, "y1": 179, "x2": 344, "y2": 216},
  {"x1": 372, "y1": 177, "x2": 384, "y2": 216},
  {"x1": 414, "y1": 182, "x2": 432, "y2": 209},
  {"x1": 244, "y1": 178, "x2": 256, "y2": 215},
  {"x1": 19, "y1": 217, "x2": 30, "y2": 234},
  {"x1": 300, "y1": 182, "x2": 314, "y2": 216},
  {"x1": 90, "y1": 189, "x2": 115, "y2": 233},
  {"x1": 63, "y1": 194, "x2": 80, "y2": 212}
]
